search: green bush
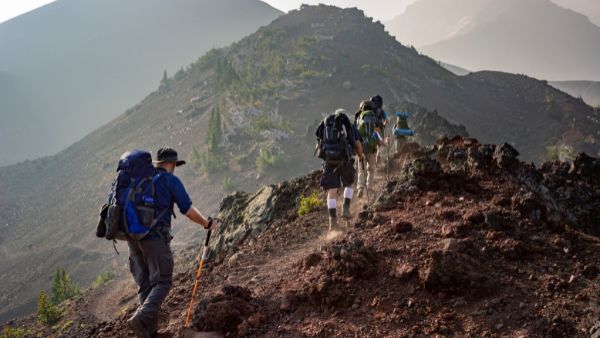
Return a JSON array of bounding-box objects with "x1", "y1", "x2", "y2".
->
[
  {"x1": 51, "y1": 267, "x2": 81, "y2": 305},
  {"x1": 0, "y1": 327, "x2": 27, "y2": 338},
  {"x1": 298, "y1": 192, "x2": 322, "y2": 216},
  {"x1": 222, "y1": 176, "x2": 236, "y2": 192},
  {"x1": 188, "y1": 146, "x2": 202, "y2": 168},
  {"x1": 253, "y1": 114, "x2": 292, "y2": 133},
  {"x1": 200, "y1": 152, "x2": 226, "y2": 174},
  {"x1": 546, "y1": 144, "x2": 576, "y2": 162},
  {"x1": 255, "y1": 149, "x2": 285, "y2": 171},
  {"x1": 92, "y1": 271, "x2": 114, "y2": 289},
  {"x1": 37, "y1": 290, "x2": 61, "y2": 325},
  {"x1": 546, "y1": 145, "x2": 559, "y2": 161}
]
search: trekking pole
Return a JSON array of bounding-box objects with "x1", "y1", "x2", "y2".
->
[
  {"x1": 184, "y1": 218, "x2": 220, "y2": 327},
  {"x1": 386, "y1": 139, "x2": 390, "y2": 183}
]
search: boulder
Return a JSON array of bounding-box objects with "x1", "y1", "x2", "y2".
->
[
  {"x1": 422, "y1": 245, "x2": 493, "y2": 296},
  {"x1": 493, "y1": 143, "x2": 519, "y2": 168}
]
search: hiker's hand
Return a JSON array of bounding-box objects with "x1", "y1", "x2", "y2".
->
[{"x1": 205, "y1": 217, "x2": 218, "y2": 230}]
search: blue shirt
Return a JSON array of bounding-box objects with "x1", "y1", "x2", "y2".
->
[{"x1": 153, "y1": 167, "x2": 193, "y2": 228}]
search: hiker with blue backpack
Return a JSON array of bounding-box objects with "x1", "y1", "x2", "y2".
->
[
  {"x1": 97, "y1": 147, "x2": 217, "y2": 338},
  {"x1": 316, "y1": 108, "x2": 364, "y2": 230},
  {"x1": 393, "y1": 111, "x2": 414, "y2": 156}
]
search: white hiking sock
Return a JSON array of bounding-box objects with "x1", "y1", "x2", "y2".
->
[
  {"x1": 343, "y1": 187, "x2": 353, "y2": 200},
  {"x1": 327, "y1": 198, "x2": 337, "y2": 210}
]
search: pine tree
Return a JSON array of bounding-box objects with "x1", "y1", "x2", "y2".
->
[
  {"x1": 159, "y1": 69, "x2": 170, "y2": 92},
  {"x1": 50, "y1": 267, "x2": 80, "y2": 305},
  {"x1": 206, "y1": 105, "x2": 222, "y2": 155},
  {"x1": 37, "y1": 290, "x2": 61, "y2": 325}
]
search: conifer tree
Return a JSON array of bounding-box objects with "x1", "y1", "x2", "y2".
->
[
  {"x1": 50, "y1": 267, "x2": 80, "y2": 305},
  {"x1": 37, "y1": 290, "x2": 60, "y2": 325}
]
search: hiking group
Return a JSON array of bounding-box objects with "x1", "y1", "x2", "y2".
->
[
  {"x1": 315, "y1": 94, "x2": 412, "y2": 231},
  {"x1": 97, "y1": 147, "x2": 218, "y2": 338},
  {"x1": 93, "y1": 94, "x2": 411, "y2": 337}
]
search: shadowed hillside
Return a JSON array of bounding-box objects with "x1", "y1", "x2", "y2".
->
[{"x1": 0, "y1": 0, "x2": 282, "y2": 166}]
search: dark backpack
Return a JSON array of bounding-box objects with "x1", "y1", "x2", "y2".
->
[
  {"x1": 98, "y1": 150, "x2": 168, "y2": 243},
  {"x1": 318, "y1": 114, "x2": 350, "y2": 165},
  {"x1": 358, "y1": 110, "x2": 379, "y2": 154}
]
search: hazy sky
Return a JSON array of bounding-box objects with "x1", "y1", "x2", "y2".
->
[
  {"x1": 261, "y1": 0, "x2": 417, "y2": 21},
  {"x1": 0, "y1": 0, "x2": 55, "y2": 23},
  {"x1": 0, "y1": 0, "x2": 416, "y2": 24}
]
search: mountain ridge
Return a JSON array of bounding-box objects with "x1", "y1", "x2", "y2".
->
[
  {"x1": 0, "y1": 0, "x2": 282, "y2": 166},
  {"x1": 386, "y1": 0, "x2": 600, "y2": 81},
  {"x1": 1, "y1": 3, "x2": 599, "y2": 323}
]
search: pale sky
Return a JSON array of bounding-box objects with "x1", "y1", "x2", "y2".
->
[
  {"x1": 0, "y1": 0, "x2": 56, "y2": 23},
  {"x1": 261, "y1": 0, "x2": 418, "y2": 21},
  {"x1": 0, "y1": 0, "x2": 415, "y2": 24}
]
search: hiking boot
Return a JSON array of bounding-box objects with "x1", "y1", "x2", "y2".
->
[
  {"x1": 342, "y1": 199, "x2": 351, "y2": 220},
  {"x1": 329, "y1": 216, "x2": 339, "y2": 231},
  {"x1": 128, "y1": 315, "x2": 151, "y2": 338}
]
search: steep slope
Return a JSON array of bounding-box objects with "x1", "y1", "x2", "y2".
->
[
  {"x1": 0, "y1": 0, "x2": 282, "y2": 166},
  {"x1": 551, "y1": 81, "x2": 600, "y2": 107},
  {"x1": 1, "y1": 4, "x2": 598, "y2": 323},
  {"x1": 4, "y1": 137, "x2": 599, "y2": 337},
  {"x1": 386, "y1": 0, "x2": 600, "y2": 81}
]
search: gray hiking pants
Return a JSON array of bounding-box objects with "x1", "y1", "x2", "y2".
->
[
  {"x1": 127, "y1": 236, "x2": 174, "y2": 333},
  {"x1": 357, "y1": 152, "x2": 376, "y2": 192}
]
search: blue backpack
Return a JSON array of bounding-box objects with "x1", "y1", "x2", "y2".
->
[{"x1": 103, "y1": 150, "x2": 168, "y2": 242}]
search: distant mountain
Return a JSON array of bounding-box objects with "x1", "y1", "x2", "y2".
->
[
  {"x1": 551, "y1": 81, "x2": 600, "y2": 106},
  {"x1": 551, "y1": 0, "x2": 600, "y2": 26},
  {"x1": 440, "y1": 62, "x2": 470, "y2": 76},
  {"x1": 1, "y1": 4, "x2": 599, "y2": 323},
  {"x1": 386, "y1": 0, "x2": 600, "y2": 81},
  {"x1": 0, "y1": 0, "x2": 282, "y2": 167}
]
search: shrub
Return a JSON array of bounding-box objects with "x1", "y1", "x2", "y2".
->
[
  {"x1": 37, "y1": 290, "x2": 61, "y2": 325},
  {"x1": 253, "y1": 114, "x2": 291, "y2": 133},
  {"x1": 51, "y1": 267, "x2": 81, "y2": 304},
  {"x1": 255, "y1": 149, "x2": 285, "y2": 171},
  {"x1": 188, "y1": 146, "x2": 202, "y2": 168},
  {"x1": 0, "y1": 327, "x2": 27, "y2": 338},
  {"x1": 92, "y1": 271, "x2": 114, "y2": 289},
  {"x1": 298, "y1": 192, "x2": 322, "y2": 216},
  {"x1": 200, "y1": 151, "x2": 226, "y2": 174},
  {"x1": 222, "y1": 176, "x2": 236, "y2": 192}
]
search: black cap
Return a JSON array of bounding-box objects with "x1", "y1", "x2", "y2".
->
[
  {"x1": 154, "y1": 147, "x2": 186, "y2": 166},
  {"x1": 370, "y1": 95, "x2": 383, "y2": 108}
]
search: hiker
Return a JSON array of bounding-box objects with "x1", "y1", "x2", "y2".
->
[
  {"x1": 393, "y1": 111, "x2": 411, "y2": 156},
  {"x1": 370, "y1": 95, "x2": 388, "y2": 164},
  {"x1": 126, "y1": 147, "x2": 217, "y2": 338},
  {"x1": 316, "y1": 108, "x2": 364, "y2": 230},
  {"x1": 356, "y1": 100, "x2": 388, "y2": 198}
]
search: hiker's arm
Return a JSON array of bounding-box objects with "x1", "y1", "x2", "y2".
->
[
  {"x1": 185, "y1": 207, "x2": 216, "y2": 230},
  {"x1": 354, "y1": 140, "x2": 364, "y2": 160}
]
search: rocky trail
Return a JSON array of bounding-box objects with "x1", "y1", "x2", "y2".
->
[{"x1": 3, "y1": 137, "x2": 600, "y2": 337}]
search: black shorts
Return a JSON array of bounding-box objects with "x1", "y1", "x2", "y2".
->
[{"x1": 320, "y1": 161, "x2": 356, "y2": 190}]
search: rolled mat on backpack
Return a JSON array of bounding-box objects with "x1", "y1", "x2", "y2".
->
[
  {"x1": 395, "y1": 112, "x2": 411, "y2": 118},
  {"x1": 393, "y1": 128, "x2": 415, "y2": 136}
]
